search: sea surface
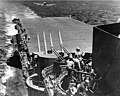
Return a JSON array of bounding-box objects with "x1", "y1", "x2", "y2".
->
[
  {"x1": 1, "y1": 0, "x2": 120, "y2": 43},
  {"x1": 0, "y1": 1, "x2": 120, "y2": 96},
  {"x1": 0, "y1": 1, "x2": 120, "y2": 43},
  {"x1": 1, "y1": 1, "x2": 120, "y2": 36},
  {"x1": 20, "y1": 1, "x2": 120, "y2": 25}
]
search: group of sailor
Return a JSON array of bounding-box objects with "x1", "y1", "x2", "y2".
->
[
  {"x1": 10, "y1": 18, "x2": 31, "y2": 78},
  {"x1": 66, "y1": 47, "x2": 82, "y2": 71},
  {"x1": 8, "y1": 18, "x2": 100, "y2": 96},
  {"x1": 66, "y1": 47, "x2": 92, "y2": 74},
  {"x1": 61, "y1": 47, "x2": 97, "y2": 96}
]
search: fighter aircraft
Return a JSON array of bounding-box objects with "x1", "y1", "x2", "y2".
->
[{"x1": 34, "y1": 2, "x2": 56, "y2": 7}]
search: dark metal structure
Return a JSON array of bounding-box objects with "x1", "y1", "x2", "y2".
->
[
  {"x1": 93, "y1": 23, "x2": 120, "y2": 95},
  {"x1": 27, "y1": 52, "x2": 57, "y2": 96},
  {"x1": 35, "y1": 52, "x2": 57, "y2": 81},
  {"x1": 27, "y1": 87, "x2": 46, "y2": 96}
]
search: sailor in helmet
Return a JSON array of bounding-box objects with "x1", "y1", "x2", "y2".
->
[
  {"x1": 12, "y1": 18, "x2": 22, "y2": 28},
  {"x1": 66, "y1": 53, "x2": 75, "y2": 78},
  {"x1": 69, "y1": 82, "x2": 77, "y2": 96},
  {"x1": 73, "y1": 53, "x2": 81, "y2": 71},
  {"x1": 75, "y1": 47, "x2": 82, "y2": 58},
  {"x1": 66, "y1": 53, "x2": 74, "y2": 69}
]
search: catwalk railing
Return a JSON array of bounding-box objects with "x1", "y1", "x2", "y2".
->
[{"x1": 42, "y1": 62, "x2": 68, "y2": 95}]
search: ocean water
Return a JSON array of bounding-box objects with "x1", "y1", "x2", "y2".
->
[
  {"x1": 0, "y1": 1, "x2": 41, "y2": 48},
  {"x1": 0, "y1": 0, "x2": 120, "y2": 45},
  {"x1": 20, "y1": 1, "x2": 120, "y2": 25}
]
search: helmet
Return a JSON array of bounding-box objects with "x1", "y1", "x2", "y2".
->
[
  {"x1": 34, "y1": 55, "x2": 38, "y2": 59},
  {"x1": 76, "y1": 47, "x2": 80, "y2": 51},
  {"x1": 91, "y1": 69, "x2": 94, "y2": 73}
]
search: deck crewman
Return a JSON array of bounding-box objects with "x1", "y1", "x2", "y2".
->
[
  {"x1": 73, "y1": 54, "x2": 81, "y2": 71},
  {"x1": 66, "y1": 53, "x2": 75, "y2": 69},
  {"x1": 75, "y1": 47, "x2": 82, "y2": 57},
  {"x1": 66, "y1": 53, "x2": 75, "y2": 78},
  {"x1": 12, "y1": 18, "x2": 31, "y2": 78},
  {"x1": 12, "y1": 18, "x2": 22, "y2": 28},
  {"x1": 73, "y1": 53, "x2": 83, "y2": 82},
  {"x1": 75, "y1": 47, "x2": 84, "y2": 62}
]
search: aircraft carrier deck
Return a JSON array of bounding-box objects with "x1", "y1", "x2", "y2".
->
[{"x1": 21, "y1": 17, "x2": 93, "y2": 53}]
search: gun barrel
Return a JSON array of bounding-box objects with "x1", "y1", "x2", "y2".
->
[
  {"x1": 60, "y1": 44, "x2": 69, "y2": 55},
  {"x1": 37, "y1": 34, "x2": 41, "y2": 52},
  {"x1": 50, "y1": 46, "x2": 63, "y2": 60},
  {"x1": 43, "y1": 31, "x2": 47, "y2": 54},
  {"x1": 50, "y1": 33, "x2": 53, "y2": 47},
  {"x1": 59, "y1": 31, "x2": 64, "y2": 52}
]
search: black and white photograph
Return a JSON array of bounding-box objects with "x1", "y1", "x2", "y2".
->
[{"x1": 0, "y1": 0, "x2": 120, "y2": 96}]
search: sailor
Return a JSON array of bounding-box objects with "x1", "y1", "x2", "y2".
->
[
  {"x1": 77, "y1": 82, "x2": 85, "y2": 95},
  {"x1": 21, "y1": 29, "x2": 27, "y2": 39},
  {"x1": 69, "y1": 83, "x2": 77, "y2": 96},
  {"x1": 66, "y1": 53, "x2": 74, "y2": 69},
  {"x1": 77, "y1": 81, "x2": 88, "y2": 96},
  {"x1": 75, "y1": 47, "x2": 82, "y2": 59},
  {"x1": 86, "y1": 61, "x2": 92, "y2": 73},
  {"x1": 15, "y1": 24, "x2": 22, "y2": 34},
  {"x1": 15, "y1": 33, "x2": 22, "y2": 50},
  {"x1": 84, "y1": 79, "x2": 90, "y2": 91},
  {"x1": 12, "y1": 18, "x2": 22, "y2": 28},
  {"x1": 73, "y1": 54, "x2": 82, "y2": 81},
  {"x1": 29, "y1": 52, "x2": 34, "y2": 61},
  {"x1": 73, "y1": 54, "x2": 81, "y2": 71},
  {"x1": 21, "y1": 29, "x2": 30, "y2": 43},
  {"x1": 66, "y1": 53, "x2": 74, "y2": 78},
  {"x1": 88, "y1": 69, "x2": 96, "y2": 91}
]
